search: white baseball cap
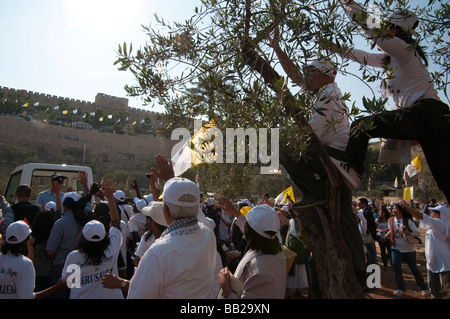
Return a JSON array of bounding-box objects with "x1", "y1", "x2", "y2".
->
[
  {"x1": 308, "y1": 58, "x2": 337, "y2": 78},
  {"x1": 82, "y1": 220, "x2": 106, "y2": 242},
  {"x1": 5, "y1": 220, "x2": 31, "y2": 244},
  {"x1": 205, "y1": 197, "x2": 215, "y2": 207},
  {"x1": 134, "y1": 198, "x2": 147, "y2": 212},
  {"x1": 114, "y1": 190, "x2": 126, "y2": 202},
  {"x1": 428, "y1": 205, "x2": 450, "y2": 221},
  {"x1": 246, "y1": 204, "x2": 280, "y2": 239},
  {"x1": 387, "y1": 9, "x2": 419, "y2": 36},
  {"x1": 63, "y1": 192, "x2": 80, "y2": 204},
  {"x1": 280, "y1": 205, "x2": 290, "y2": 213},
  {"x1": 142, "y1": 201, "x2": 168, "y2": 227},
  {"x1": 238, "y1": 199, "x2": 253, "y2": 207},
  {"x1": 162, "y1": 177, "x2": 200, "y2": 207},
  {"x1": 45, "y1": 201, "x2": 57, "y2": 211},
  {"x1": 143, "y1": 194, "x2": 153, "y2": 204}
]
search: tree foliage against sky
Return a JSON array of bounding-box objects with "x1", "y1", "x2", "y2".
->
[{"x1": 115, "y1": 0, "x2": 449, "y2": 298}]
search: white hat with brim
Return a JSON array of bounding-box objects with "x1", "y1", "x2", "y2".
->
[
  {"x1": 143, "y1": 194, "x2": 153, "y2": 204},
  {"x1": 142, "y1": 202, "x2": 168, "y2": 227},
  {"x1": 63, "y1": 191, "x2": 80, "y2": 204},
  {"x1": 82, "y1": 220, "x2": 106, "y2": 242},
  {"x1": 280, "y1": 205, "x2": 290, "y2": 213},
  {"x1": 205, "y1": 197, "x2": 215, "y2": 207},
  {"x1": 246, "y1": 204, "x2": 280, "y2": 240},
  {"x1": 45, "y1": 201, "x2": 57, "y2": 211},
  {"x1": 428, "y1": 205, "x2": 450, "y2": 221},
  {"x1": 6, "y1": 220, "x2": 31, "y2": 244},
  {"x1": 114, "y1": 190, "x2": 126, "y2": 202},
  {"x1": 387, "y1": 9, "x2": 419, "y2": 36},
  {"x1": 134, "y1": 198, "x2": 147, "y2": 212},
  {"x1": 162, "y1": 177, "x2": 200, "y2": 207},
  {"x1": 307, "y1": 59, "x2": 337, "y2": 78}
]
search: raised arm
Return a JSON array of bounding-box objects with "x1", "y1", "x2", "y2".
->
[
  {"x1": 129, "y1": 178, "x2": 142, "y2": 199},
  {"x1": 268, "y1": 27, "x2": 305, "y2": 88},
  {"x1": 101, "y1": 179, "x2": 120, "y2": 223},
  {"x1": 77, "y1": 171, "x2": 90, "y2": 195},
  {"x1": 152, "y1": 154, "x2": 175, "y2": 182},
  {"x1": 399, "y1": 200, "x2": 423, "y2": 221},
  {"x1": 216, "y1": 195, "x2": 241, "y2": 219},
  {"x1": 149, "y1": 171, "x2": 161, "y2": 202}
]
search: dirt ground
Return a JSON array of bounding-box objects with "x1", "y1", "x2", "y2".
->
[
  {"x1": 291, "y1": 229, "x2": 442, "y2": 300},
  {"x1": 365, "y1": 228, "x2": 430, "y2": 300}
]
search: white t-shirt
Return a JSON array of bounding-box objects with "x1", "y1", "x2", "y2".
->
[
  {"x1": 61, "y1": 226, "x2": 124, "y2": 299},
  {"x1": 218, "y1": 211, "x2": 232, "y2": 242},
  {"x1": 127, "y1": 219, "x2": 217, "y2": 299},
  {"x1": 345, "y1": 2, "x2": 440, "y2": 109},
  {"x1": 420, "y1": 215, "x2": 450, "y2": 273},
  {"x1": 390, "y1": 217, "x2": 420, "y2": 253},
  {"x1": 309, "y1": 82, "x2": 350, "y2": 151},
  {"x1": 0, "y1": 253, "x2": 35, "y2": 299},
  {"x1": 127, "y1": 213, "x2": 148, "y2": 238},
  {"x1": 135, "y1": 232, "x2": 156, "y2": 258},
  {"x1": 118, "y1": 221, "x2": 128, "y2": 272},
  {"x1": 117, "y1": 204, "x2": 134, "y2": 224},
  {"x1": 357, "y1": 211, "x2": 367, "y2": 235}
]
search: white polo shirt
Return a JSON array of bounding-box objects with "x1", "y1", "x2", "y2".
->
[
  {"x1": 420, "y1": 215, "x2": 450, "y2": 273},
  {"x1": 128, "y1": 219, "x2": 216, "y2": 299}
]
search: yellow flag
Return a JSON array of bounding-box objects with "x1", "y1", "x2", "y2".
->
[
  {"x1": 412, "y1": 154, "x2": 421, "y2": 172},
  {"x1": 23, "y1": 103, "x2": 29, "y2": 107},
  {"x1": 282, "y1": 186, "x2": 295, "y2": 202},
  {"x1": 403, "y1": 186, "x2": 414, "y2": 200},
  {"x1": 62, "y1": 110, "x2": 68, "y2": 115},
  {"x1": 191, "y1": 119, "x2": 218, "y2": 166}
]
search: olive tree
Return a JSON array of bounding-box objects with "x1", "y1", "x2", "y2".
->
[{"x1": 115, "y1": 0, "x2": 449, "y2": 298}]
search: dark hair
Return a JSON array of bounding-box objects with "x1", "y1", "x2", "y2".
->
[
  {"x1": 243, "y1": 222, "x2": 282, "y2": 255},
  {"x1": 377, "y1": 205, "x2": 391, "y2": 221},
  {"x1": 382, "y1": 24, "x2": 428, "y2": 67},
  {"x1": 15, "y1": 184, "x2": 32, "y2": 198},
  {"x1": 93, "y1": 202, "x2": 111, "y2": 232},
  {"x1": 393, "y1": 203, "x2": 414, "y2": 230},
  {"x1": 76, "y1": 233, "x2": 110, "y2": 266},
  {"x1": 359, "y1": 198, "x2": 369, "y2": 205},
  {"x1": 31, "y1": 210, "x2": 55, "y2": 245},
  {"x1": 1, "y1": 238, "x2": 30, "y2": 256}
]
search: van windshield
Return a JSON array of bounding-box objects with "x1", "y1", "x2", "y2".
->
[
  {"x1": 30, "y1": 170, "x2": 85, "y2": 200},
  {"x1": 4, "y1": 171, "x2": 22, "y2": 203}
]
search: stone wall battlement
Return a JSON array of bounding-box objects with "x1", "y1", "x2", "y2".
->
[{"x1": 0, "y1": 86, "x2": 162, "y2": 123}]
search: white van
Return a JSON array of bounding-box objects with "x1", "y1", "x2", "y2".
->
[{"x1": 3, "y1": 163, "x2": 93, "y2": 204}]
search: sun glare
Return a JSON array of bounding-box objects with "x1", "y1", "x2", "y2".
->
[{"x1": 66, "y1": 0, "x2": 141, "y2": 35}]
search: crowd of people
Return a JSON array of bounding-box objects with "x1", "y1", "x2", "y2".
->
[
  {"x1": 353, "y1": 197, "x2": 450, "y2": 298},
  {"x1": 1, "y1": 0, "x2": 450, "y2": 300},
  {"x1": 1, "y1": 157, "x2": 449, "y2": 299},
  {"x1": 0, "y1": 155, "x2": 308, "y2": 299}
]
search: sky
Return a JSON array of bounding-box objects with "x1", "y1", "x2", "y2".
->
[
  {"x1": 0, "y1": 0, "x2": 202, "y2": 113},
  {"x1": 0, "y1": 0, "x2": 447, "y2": 115}
]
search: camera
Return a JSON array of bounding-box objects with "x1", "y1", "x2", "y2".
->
[{"x1": 145, "y1": 173, "x2": 151, "y2": 179}]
